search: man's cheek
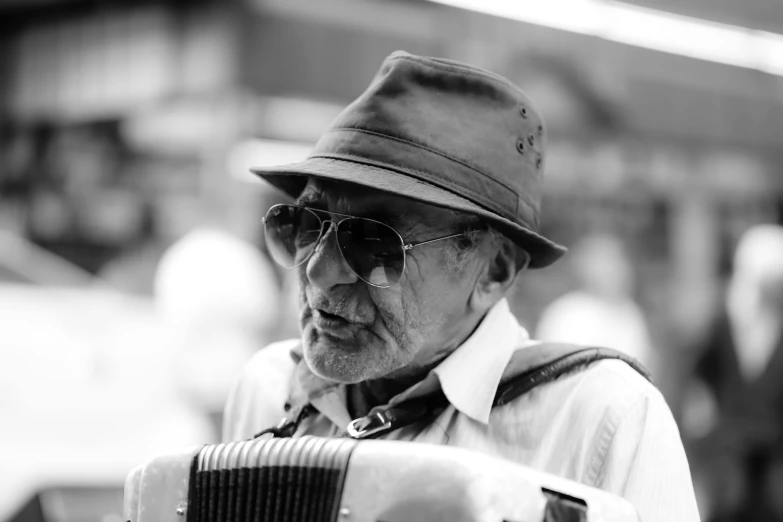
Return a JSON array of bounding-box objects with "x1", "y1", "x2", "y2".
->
[
  {"x1": 371, "y1": 292, "x2": 402, "y2": 326},
  {"x1": 381, "y1": 306, "x2": 420, "y2": 352},
  {"x1": 361, "y1": 305, "x2": 395, "y2": 348}
]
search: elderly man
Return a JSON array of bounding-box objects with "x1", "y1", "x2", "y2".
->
[{"x1": 223, "y1": 51, "x2": 699, "y2": 522}]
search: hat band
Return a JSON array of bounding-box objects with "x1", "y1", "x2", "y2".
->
[{"x1": 309, "y1": 128, "x2": 538, "y2": 231}]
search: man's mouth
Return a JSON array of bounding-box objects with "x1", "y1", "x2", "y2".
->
[{"x1": 313, "y1": 309, "x2": 353, "y2": 330}]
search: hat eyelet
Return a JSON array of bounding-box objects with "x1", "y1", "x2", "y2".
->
[
  {"x1": 519, "y1": 106, "x2": 528, "y2": 118},
  {"x1": 516, "y1": 140, "x2": 525, "y2": 154},
  {"x1": 527, "y1": 134, "x2": 535, "y2": 146},
  {"x1": 537, "y1": 125, "x2": 543, "y2": 137},
  {"x1": 535, "y1": 156, "x2": 542, "y2": 169}
]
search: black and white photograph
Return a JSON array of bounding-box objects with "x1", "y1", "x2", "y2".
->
[{"x1": 2, "y1": 0, "x2": 783, "y2": 521}]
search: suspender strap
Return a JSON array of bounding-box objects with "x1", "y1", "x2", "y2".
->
[
  {"x1": 493, "y1": 345, "x2": 654, "y2": 408},
  {"x1": 347, "y1": 344, "x2": 654, "y2": 440},
  {"x1": 253, "y1": 404, "x2": 315, "y2": 439},
  {"x1": 260, "y1": 343, "x2": 654, "y2": 441},
  {"x1": 346, "y1": 388, "x2": 451, "y2": 439}
]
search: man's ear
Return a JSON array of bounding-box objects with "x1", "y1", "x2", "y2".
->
[{"x1": 469, "y1": 239, "x2": 519, "y2": 312}]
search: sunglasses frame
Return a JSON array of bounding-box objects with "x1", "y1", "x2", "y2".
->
[{"x1": 263, "y1": 203, "x2": 469, "y2": 288}]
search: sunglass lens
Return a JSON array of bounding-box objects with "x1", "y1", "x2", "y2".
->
[
  {"x1": 264, "y1": 205, "x2": 322, "y2": 268},
  {"x1": 337, "y1": 219, "x2": 405, "y2": 287}
]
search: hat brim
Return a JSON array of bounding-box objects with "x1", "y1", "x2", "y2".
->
[{"x1": 251, "y1": 157, "x2": 566, "y2": 269}]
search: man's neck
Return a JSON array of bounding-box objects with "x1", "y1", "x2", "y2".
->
[
  {"x1": 347, "y1": 308, "x2": 489, "y2": 418},
  {"x1": 348, "y1": 361, "x2": 441, "y2": 419}
]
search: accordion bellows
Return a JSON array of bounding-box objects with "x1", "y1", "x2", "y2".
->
[{"x1": 125, "y1": 436, "x2": 639, "y2": 522}]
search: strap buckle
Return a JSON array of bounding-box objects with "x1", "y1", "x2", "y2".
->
[{"x1": 346, "y1": 412, "x2": 392, "y2": 439}]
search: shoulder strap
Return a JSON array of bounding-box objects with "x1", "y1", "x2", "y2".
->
[
  {"x1": 261, "y1": 342, "x2": 654, "y2": 440},
  {"x1": 493, "y1": 342, "x2": 655, "y2": 408}
]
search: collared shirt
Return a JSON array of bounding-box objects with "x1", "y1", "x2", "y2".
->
[{"x1": 223, "y1": 299, "x2": 700, "y2": 522}]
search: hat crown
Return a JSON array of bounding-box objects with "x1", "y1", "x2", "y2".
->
[
  {"x1": 253, "y1": 51, "x2": 566, "y2": 268},
  {"x1": 312, "y1": 51, "x2": 547, "y2": 232}
]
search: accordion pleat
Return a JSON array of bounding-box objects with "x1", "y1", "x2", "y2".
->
[{"x1": 187, "y1": 437, "x2": 357, "y2": 522}]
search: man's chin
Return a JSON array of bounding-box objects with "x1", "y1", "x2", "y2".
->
[{"x1": 302, "y1": 334, "x2": 384, "y2": 384}]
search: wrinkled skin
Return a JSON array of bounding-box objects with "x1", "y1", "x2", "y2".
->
[{"x1": 295, "y1": 178, "x2": 490, "y2": 384}]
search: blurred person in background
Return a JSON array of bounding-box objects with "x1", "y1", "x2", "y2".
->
[
  {"x1": 222, "y1": 51, "x2": 699, "y2": 522},
  {"x1": 154, "y1": 227, "x2": 280, "y2": 440},
  {"x1": 535, "y1": 233, "x2": 656, "y2": 373},
  {"x1": 0, "y1": 232, "x2": 215, "y2": 521},
  {"x1": 684, "y1": 224, "x2": 783, "y2": 522},
  {"x1": 97, "y1": 202, "x2": 164, "y2": 295}
]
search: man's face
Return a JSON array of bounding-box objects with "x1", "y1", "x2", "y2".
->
[{"x1": 295, "y1": 179, "x2": 485, "y2": 384}]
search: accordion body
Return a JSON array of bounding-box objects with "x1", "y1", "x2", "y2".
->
[{"x1": 125, "y1": 436, "x2": 639, "y2": 522}]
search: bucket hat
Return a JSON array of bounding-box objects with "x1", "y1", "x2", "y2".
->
[{"x1": 252, "y1": 50, "x2": 566, "y2": 268}]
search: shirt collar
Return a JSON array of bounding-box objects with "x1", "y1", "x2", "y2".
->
[
  {"x1": 288, "y1": 298, "x2": 525, "y2": 427},
  {"x1": 431, "y1": 298, "x2": 524, "y2": 424}
]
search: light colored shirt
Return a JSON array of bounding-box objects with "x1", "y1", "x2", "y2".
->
[{"x1": 223, "y1": 299, "x2": 700, "y2": 522}]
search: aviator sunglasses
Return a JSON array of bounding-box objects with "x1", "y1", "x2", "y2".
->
[{"x1": 262, "y1": 203, "x2": 472, "y2": 288}]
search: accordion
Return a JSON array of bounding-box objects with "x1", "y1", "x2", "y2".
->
[{"x1": 125, "y1": 436, "x2": 639, "y2": 522}]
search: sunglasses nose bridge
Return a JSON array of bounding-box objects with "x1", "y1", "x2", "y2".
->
[
  {"x1": 318, "y1": 218, "x2": 338, "y2": 240},
  {"x1": 309, "y1": 218, "x2": 344, "y2": 258}
]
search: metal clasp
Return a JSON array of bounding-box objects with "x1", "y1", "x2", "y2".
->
[{"x1": 346, "y1": 412, "x2": 392, "y2": 439}]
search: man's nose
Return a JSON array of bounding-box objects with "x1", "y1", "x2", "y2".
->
[{"x1": 305, "y1": 221, "x2": 359, "y2": 289}]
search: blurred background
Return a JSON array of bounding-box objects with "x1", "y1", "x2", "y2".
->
[{"x1": 1, "y1": 0, "x2": 782, "y2": 520}]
